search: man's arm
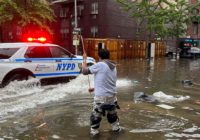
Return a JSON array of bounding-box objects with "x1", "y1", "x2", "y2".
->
[
  {"x1": 82, "y1": 53, "x2": 94, "y2": 93},
  {"x1": 82, "y1": 53, "x2": 91, "y2": 75}
]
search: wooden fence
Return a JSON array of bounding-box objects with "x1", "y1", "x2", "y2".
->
[{"x1": 84, "y1": 38, "x2": 166, "y2": 60}]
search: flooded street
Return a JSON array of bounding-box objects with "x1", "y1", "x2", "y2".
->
[{"x1": 0, "y1": 58, "x2": 200, "y2": 140}]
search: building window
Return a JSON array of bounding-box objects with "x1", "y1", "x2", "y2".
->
[
  {"x1": 60, "y1": 28, "x2": 69, "y2": 39},
  {"x1": 91, "y1": 26, "x2": 98, "y2": 37},
  {"x1": 91, "y1": 2, "x2": 98, "y2": 14},
  {"x1": 194, "y1": 9, "x2": 199, "y2": 14},
  {"x1": 193, "y1": 23, "x2": 198, "y2": 35},
  {"x1": 71, "y1": 19, "x2": 75, "y2": 27},
  {"x1": 60, "y1": 19, "x2": 69, "y2": 39},
  {"x1": 60, "y1": 7, "x2": 69, "y2": 18},
  {"x1": 16, "y1": 26, "x2": 22, "y2": 36},
  {"x1": 77, "y1": 5, "x2": 84, "y2": 16},
  {"x1": 8, "y1": 32, "x2": 13, "y2": 39},
  {"x1": 61, "y1": 19, "x2": 70, "y2": 28}
]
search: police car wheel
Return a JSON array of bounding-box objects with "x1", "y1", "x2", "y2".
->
[
  {"x1": 4, "y1": 73, "x2": 32, "y2": 86},
  {"x1": 10, "y1": 74, "x2": 27, "y2": 81}
]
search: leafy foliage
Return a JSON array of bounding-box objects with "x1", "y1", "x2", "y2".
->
[
  {"x1": 0, "y1": 0, "x2": 55, "y2": 31},
  {"x1": 116, "y1": 0, "x2": 200, "y2": 39}
]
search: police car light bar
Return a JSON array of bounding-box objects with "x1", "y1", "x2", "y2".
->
[{"x1": 27, "y1": 37, "x2": 47, "y2": 43}]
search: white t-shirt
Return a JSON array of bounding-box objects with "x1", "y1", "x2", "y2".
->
[{"x1": 89, "y1": 61, "x2": 117, "y2": 97}]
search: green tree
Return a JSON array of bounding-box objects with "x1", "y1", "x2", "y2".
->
[
  {"x1": 117, "y1": 0, "x2": 200, "y2": 50},
  {"x1": 116, "y1": 0, "x2": 168, "y2": 40},
  {"x1": 0, "y1": 0, "x2": 55, "y2": 41}
]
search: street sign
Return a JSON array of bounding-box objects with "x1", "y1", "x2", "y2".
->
[
  {"x1": 73, "y1": 34, "x2": 80, "y2": 46},
  {"x1": 73, "y1": 28, "x2": 81, "y2": 35},
  {"x1": 74, "y1": 28, "x2": 81, "y2": 32}
]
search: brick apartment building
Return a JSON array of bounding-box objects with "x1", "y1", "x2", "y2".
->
[
  {"x1": 50, "y1": 0, "x2": 150, "y2": 53},
  {"x1": 188, "y1": 0, "x2": 200, "y2": 39},
  {"x1": 51, "y1": 0, "x2": 200, "y2": 53},
  {"x1": 0, "y1": 0, "x2": 153, "y2": 53},
  {"x1": 0, "y1": 0, "x2": 199, "y2": 54}
]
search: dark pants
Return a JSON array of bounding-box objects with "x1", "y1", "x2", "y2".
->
[{"x1": 90, "y1": 102, "x2": 119, "y2": 129}]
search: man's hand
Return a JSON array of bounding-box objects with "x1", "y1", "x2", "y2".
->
[{"x1": 88, "y1": 88, "x2": 94, "y2": 93}]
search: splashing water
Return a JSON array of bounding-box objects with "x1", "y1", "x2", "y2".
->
[
  {"x1": 0, "y1": 75, "x2": 132, "y2": 120},
  {"x1": 153, "y1": 91, "x2": 190, "y2": 103},
  {"x1": 117, "y1": 78, "x2": 134, "y2": 87}
]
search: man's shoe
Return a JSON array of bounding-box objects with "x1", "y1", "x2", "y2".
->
[
  {"x1": 113, "y1": 126, "x2": 122, "y2": 132},
  {"x1": 90, "y1": 128, "x2": 99, "y2": 136},
  {"x1": 112, "y1": 122, "x2": 121, "y2": 132}
]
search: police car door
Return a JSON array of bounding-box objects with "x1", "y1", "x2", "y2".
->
[
  {"x1": 24, "y1": 46, "x2": 54, "y2": 79},
  {"x1": 49, "y1": 46, "x2": 80, "y2": 78}
]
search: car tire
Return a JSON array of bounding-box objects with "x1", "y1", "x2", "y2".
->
[
  {"x1": 3, "y1": 73, "x2": 33, "y2": 87},
  {"x1": 10, "y1": 73, "x2": 28, "y2": 81}
]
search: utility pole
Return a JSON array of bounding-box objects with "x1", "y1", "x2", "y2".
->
[
  {"x1": 74, "y1": 0, "x2": 77, "y2": 28},
  {"x1": 74, "y1": 0, "x2": 78, "y2": 55}
]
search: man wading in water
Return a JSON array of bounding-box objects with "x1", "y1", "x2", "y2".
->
[{"x1": 82, "y1": 49, "x2": 121, "y2": 136}]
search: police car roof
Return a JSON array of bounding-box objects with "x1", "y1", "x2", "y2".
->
[{"x1": 0, "y1": 42, "x2": 59, "y2": 48}]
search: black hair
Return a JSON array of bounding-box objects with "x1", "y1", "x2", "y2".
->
[{"x1": 98, "y1": 49, "x2": 110, "y2": 59}]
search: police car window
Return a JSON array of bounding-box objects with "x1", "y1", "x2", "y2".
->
[
  {"x1": 49, "y1": 46, "x2": 70, "y2": 58},
  {"x1": 25, "y1": 46, "x2": 52, "y2": 58},
  {"x1": 0, "y1": 48, "x2": 19, "y2": 59}
]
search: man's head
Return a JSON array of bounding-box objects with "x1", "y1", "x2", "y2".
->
[{"x1": 98, "y1": 49, "x2": 110, "y2": 60}]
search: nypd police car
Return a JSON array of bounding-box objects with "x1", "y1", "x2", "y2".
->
[{"x1": 0, "y1": 42, "x2": 95, "y2": 87}]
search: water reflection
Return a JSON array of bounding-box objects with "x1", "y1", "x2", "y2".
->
[{"x1": 0, "y1": 58, "x2": 199, "y2": 140}]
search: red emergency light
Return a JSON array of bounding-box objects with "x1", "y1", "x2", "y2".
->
[
  {"x1": 22, "y1": 29, "x2": 51, "y2": 43},
  {"x1": 27, "y1": 37, "x2": 47, "y2": 43}
]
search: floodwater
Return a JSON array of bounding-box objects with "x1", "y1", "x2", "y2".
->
[{"x1": 0, "y1": 58, "x2": 200, "y2": 140}]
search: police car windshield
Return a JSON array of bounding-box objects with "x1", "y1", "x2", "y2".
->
[{"x1": 0, "y1": 48, "x2": 19, "y2": 59}]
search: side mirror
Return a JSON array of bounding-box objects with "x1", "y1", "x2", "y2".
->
[{"x1": 70, "y1": 54, "x2": 76, "y2": 58}]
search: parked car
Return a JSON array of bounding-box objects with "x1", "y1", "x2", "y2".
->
[
  {"x1": 0, "y1": 42, "x2": 95, "y2": 87},
  {"x1": 188, "y1": 47, "x2": 200, "y2": 58}
]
